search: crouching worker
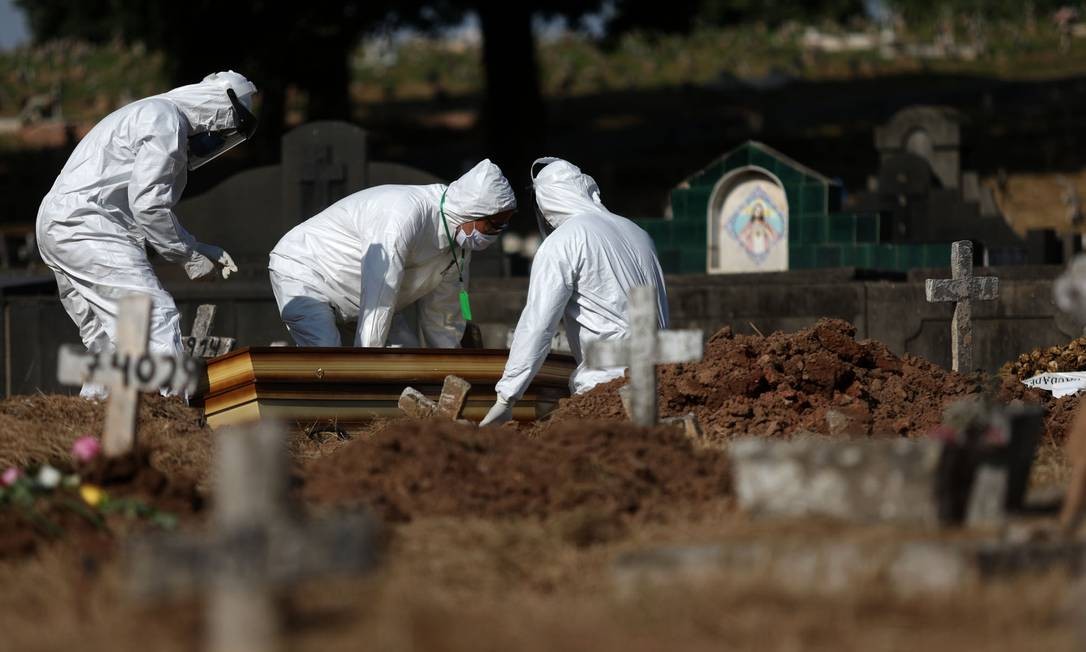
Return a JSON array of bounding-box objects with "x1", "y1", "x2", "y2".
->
[
  {"x1": 36, "y1": 71, "x2": 257, "y2": 399},
  {"x1": 480, "y1": 158, "x2": 669, "y2": 425},
  {"x1": 269, "y1": 159, "x2": 516, "y2": 347}
]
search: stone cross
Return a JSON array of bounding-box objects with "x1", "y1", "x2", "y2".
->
[
  {"x1": 399, "y1": 375, "x2": 471, "y2": 420},
  {"x1": 57, "y1": 294, "x2": 199, "y2": 458},
  {"x1": 183, "y1": 304, "x2": 236, "y2": 359},
  {"x1": 924, "y1": 240, "x2": 999, "y2": 372},
  {"x1": 584, "y1": 285, "x2": 703, "y2": 426},
  {"x1": 127, "y1": 421, "x2": 379, "y2": 652}
]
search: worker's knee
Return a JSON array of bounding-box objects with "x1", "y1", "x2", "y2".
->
[{"x1": 281, "y1": 296, "x2": 339, "y2": 346}]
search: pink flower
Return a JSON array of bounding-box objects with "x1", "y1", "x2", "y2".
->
[
  {"x1": 71, "y1": 436, "x2": 101, "y2": 464},
  {"x1": 1, "y1": 467, "x2": 21, "y2": 486}
]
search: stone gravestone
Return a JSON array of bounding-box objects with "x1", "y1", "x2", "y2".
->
[
  {"x1": 924, "y1": 240, "x2": 999, "y2": 373},
  {"x1": 875, "y1": 105, "x2": 961, "y2": 190},
  {"x1": 855, "y1": 105, "x2": 1026, "y2": 262},
  {"x1": 281, "y1": 122, "x2": 367, "y2": 227},
  {"x1": 731, "y1": 436, "x2": 945, "y2": 527},
  {"x1": 175, "y1": 121, "x2": 442, "y2": 264}
]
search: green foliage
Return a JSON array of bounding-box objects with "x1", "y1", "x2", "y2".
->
[
  {"x1": 0, "y1": 465, "x2": 177, "y2": 541},
  {"x1": 0, "y1": 39, "x2": 167, "y2": 119}
]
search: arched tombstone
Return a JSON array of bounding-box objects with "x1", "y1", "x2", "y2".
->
[
  {"x1": 175, "y1": 121, "x2": 442, "y2": 264},
  {"x1": 706, "y1": 166, "x2": 789, "y2": 273},
  {"x1": 904, "y1": 128, "x2": 935, "y2": 162},
  {"x1": 875, "y1": 106, "x2": 960, "y2": 190}
]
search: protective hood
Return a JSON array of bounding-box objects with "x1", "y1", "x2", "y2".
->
[
  {"x1": 160, "y1": 70, "x2": 257, "y2": 135},
  {"x1": 531, "y1": 157, "x2": 603, "y2": 235},
  {"x1": 442, "y1": 159, "x2": 516, "y2": 226}
]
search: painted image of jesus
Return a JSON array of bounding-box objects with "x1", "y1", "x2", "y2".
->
[{"x1": 739, "y1": 202, "x2": 778, "y2": 257}]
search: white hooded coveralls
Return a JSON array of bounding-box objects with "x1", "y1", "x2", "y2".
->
[
  {"x1": 268, "y1": 159, "x2": 516, "y2": 347},
  {"x1": 494, "y1": 159, "x2": 669, "y2": 404},
  {"x1": 36, "y1": 71, "x2": 256, "y2": 398}
]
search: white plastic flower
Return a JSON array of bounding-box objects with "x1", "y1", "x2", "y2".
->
[{"x1": 37, "y1": 465, "x2": 62, "y2": 489}]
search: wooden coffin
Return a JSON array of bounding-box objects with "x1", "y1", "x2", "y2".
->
[{"x1": 194, "y1": 347, "x2": 577, "y2": 429}]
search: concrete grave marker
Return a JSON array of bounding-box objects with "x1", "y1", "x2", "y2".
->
[
  {"x1": 182, "y1": 304, "x2": 236, "y2": 359},
  {"x1": 398, "y1": 375, "x2": 471, "y2": 420},
  {"x1": 584, "y1": 285, "x2": 704, "y2": 426},
  {"x1": 925, "y1": 240, "x2": 999, "y2": 372},
  {"x1": 57, "y1": 294, "x2": 198, "y2": 457},
  {"x1": 731, "y1": 437, "x2": 945, "y2": 527},
  {"x1": 127, "y1": 420, "x2": 379, "y2": 652},
  {"x1": 731, "y1": 400, "x2": 1041, "y2": 529},
  {"x1": 612, "y1": 537, "x2": 1086, "y2": 599}
]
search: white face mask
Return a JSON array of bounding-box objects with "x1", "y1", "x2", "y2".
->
[{"x1": 455, "y1": 227, "x2": 499, "y2": 251}]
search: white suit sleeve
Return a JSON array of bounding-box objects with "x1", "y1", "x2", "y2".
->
[
  {"x1": 354, "y1": 227, "x2": 412, "y2": 347},
  {"x1": 126, "y1": 110, "x2": 199, "y2": 263},
  {"x1": 416, "y1": 257, "x2": 467, "y2": 348},
  {"x1": 495, "y1": 243, "x2": 574, "y2": 401}
]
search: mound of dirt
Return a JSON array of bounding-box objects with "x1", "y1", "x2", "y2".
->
[
  {"x1": 1001, "y1": 337, "x2": 1086, "y2": 381},
  {"x1": 302, "y1": 418, "x2": 731, "y2": 524},
  {"x1": 547, "y1": 319, "x2": 983, "y2": 441},
  {"x1": 0, "y1": 395, "x2": 210, "y2": 559},
  {"x1": 0, "y1": 394, "x2": 213, "y2": 489}
]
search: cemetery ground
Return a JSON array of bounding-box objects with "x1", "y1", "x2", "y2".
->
[{"x1": 1, "y1": 319, "x2": 1083, "y2": 650}]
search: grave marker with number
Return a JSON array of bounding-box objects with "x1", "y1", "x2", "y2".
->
[
  {"x1": 56, "y1": 293, "x2": 199, "y2": 458},
  {"x1": 182, "y1": 304, "x2": 236, "y2": 359}
]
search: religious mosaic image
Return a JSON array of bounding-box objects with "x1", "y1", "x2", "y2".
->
[{"x1": 726, "y1": 187, "x2": 786, "y2": 264}]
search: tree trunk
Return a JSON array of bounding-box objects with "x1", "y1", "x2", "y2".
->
[
  {"x1": 477, "y1": 3, "x2": 546, "y2": 204},
  {"x1": 299, "y1": 36, "x2": 353, "y2": 121}
]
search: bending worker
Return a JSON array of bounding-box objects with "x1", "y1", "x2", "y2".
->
[
  {"x1": 268, "y1": 159, "x2": 516, "y2": 347},
  {"x1": 37, "y1": 71, "x2": 257, "y2": 398},
  {"x1": 480, "y1": 157, "x2": 668, "y2": 425}
]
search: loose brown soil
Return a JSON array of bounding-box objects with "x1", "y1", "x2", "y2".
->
[
  {"x1": 302, "y1": 418, "x2": 732, "y2": 526},
  {"x1": 0, "y1": 322, "x2": 1078, "y2": 651},
  {"x1": 549, "y1": 319, "x2": 984, "y2": 441}
]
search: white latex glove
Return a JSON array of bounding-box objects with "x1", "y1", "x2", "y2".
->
[
  {"x1": 183, "y1": 252, "x2": 217, "y2": 280},
  {"x1": 193, "y1": 242, "x2": 240, "y2": 279},
  {"x1": 479, "y1": 396, "x2": 515, "y2": 426}
]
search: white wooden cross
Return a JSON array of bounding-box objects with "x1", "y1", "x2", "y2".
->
[
  {"x1": 924, "y1": 240, "x2": 999, "y2": 373},
  {"x1": 57, "y1": 294, "x2": 199, "y2": 458},
  {"x1": 127, "y1": 420, "x2": 379, "y2": 652},
  {"x1": 584, "y1": 285, "x2": 703, "y2": 426},
  {"x1": 183, "y1": 304, "x2": 236, "y2": 359}
]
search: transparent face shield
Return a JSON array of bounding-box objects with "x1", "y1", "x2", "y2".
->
[
  {"x1": 530, "y1": 157, "x2": 560, "y2": 239},
  {"x1": 187, "y1": 88, "x2": 258, "y2": 170}
]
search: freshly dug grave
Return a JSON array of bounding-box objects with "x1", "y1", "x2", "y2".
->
[
  {"x1": 302, "y1": 418, "x2": 732, "y2": 525},
  {"x1": 548, "y1": 318, "x2": 984, "y2": 441}
]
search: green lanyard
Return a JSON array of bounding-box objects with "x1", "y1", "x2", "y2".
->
[{"x1": 439, "y1": 189, "x2": 473, "y2": 321}]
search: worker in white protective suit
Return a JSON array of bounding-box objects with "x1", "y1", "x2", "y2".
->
[
  {"x1": 268, "y1": 159, "x2": 516, "y2": 347},
  {"x1": 36, "y1": 71, "x2": 257, "y2": 399},
  {"x1": 479, "y1": 157, "x2": 669, "y2": 426}
]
